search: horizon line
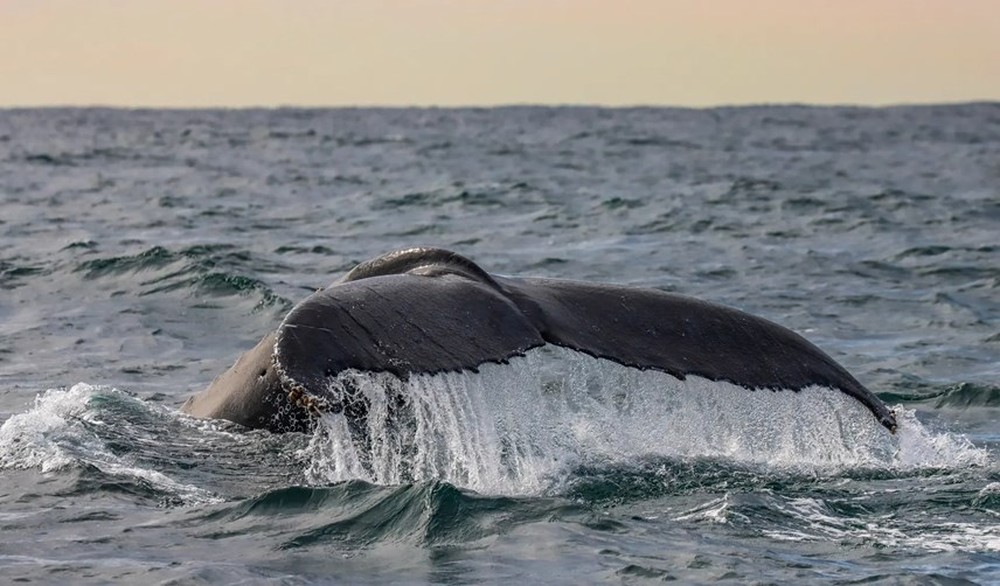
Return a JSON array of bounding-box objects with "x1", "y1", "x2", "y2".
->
[{"x1": 3, "y1": 99, "x2": 998, "y2": 112}]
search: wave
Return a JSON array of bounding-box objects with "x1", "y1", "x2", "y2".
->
[
  {"x1": 191, "y1": 480, "x2": 584, "y2": 550},
  {"x1": 0, "y1": 383, "x2": 220, "y2": 505},
  {"x1": 73, "y1": 245, "x2": 290, "y2": 311},
  {"x1": 932, "y1": 382, "x2": 1000, "y2": 409},
  {"x1": 882, "y1": 380, "x2": 1000, "y2": 409}
]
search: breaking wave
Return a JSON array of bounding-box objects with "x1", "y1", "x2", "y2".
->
[{"x1": 0, "y1": 383, "x2": 222, "y2": 505}]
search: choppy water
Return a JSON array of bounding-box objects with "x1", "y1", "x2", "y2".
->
[{"x1": 1, "y1": 105, "x2": 998, "y2": 584}]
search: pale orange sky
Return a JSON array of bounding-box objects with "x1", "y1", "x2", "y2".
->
[{"x1": 1, "y1": 0, "x2": 997, "y2": 107}]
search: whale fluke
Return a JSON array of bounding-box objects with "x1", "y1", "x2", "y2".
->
[{"x1": 182, "y1": 247, "x2": 897, "y2": 434}]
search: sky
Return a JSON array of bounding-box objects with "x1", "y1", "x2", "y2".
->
[{"x1": 1, "y1": 0, "x2": 998, "y2": 108}]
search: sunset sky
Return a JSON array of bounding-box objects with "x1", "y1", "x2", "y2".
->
[{"x1": 2, "y1": 0, "x2": 997, "y2": 108}]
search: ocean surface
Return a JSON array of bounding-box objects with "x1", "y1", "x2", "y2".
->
[{"x1": 1, "y1": 105, "x2": 998, "y2": 584}]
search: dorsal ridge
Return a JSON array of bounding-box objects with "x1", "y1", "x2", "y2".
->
[{"x1": 338, "y1": 247, "x2": 501, "y2": 290}]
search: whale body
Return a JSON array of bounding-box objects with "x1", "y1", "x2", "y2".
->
[{"x1": 181, "y1": 247, "x2": 897, "y2": 434}]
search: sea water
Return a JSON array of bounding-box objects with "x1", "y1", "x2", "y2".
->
[{"x1": 1, "y1": 105, "x2": 998, "y2": 583}]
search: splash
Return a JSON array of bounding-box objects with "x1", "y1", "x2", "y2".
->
[
  {"x1": 891, "y1": 407, "x2": 989, "y2": 468},
  {"x1": 301, "y1": 347, "x2": 988, "y2": 495},
  {"x1": 0, "y1": 383, "x2": 219, "y2": 504}
]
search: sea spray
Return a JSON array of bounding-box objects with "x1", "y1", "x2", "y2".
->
[{"x1": 300, "y1": 347, "x2": 988, "y2": 495}]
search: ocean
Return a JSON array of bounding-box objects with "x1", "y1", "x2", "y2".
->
[{"x1": 1, "y1": 104, "x2": 998, "y2": 584}]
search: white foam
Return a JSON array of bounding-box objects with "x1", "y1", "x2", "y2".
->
[
  {"x1": 0, "y1": 383, "x2": 219, "y2": 504},
  {"x1": 763, "y1": 496, "x2": 1000, "y2": 552},
  {"x1": 301, "y1": 347, "x2": 989, "y2": 495},
  {"x1": 891, "y1": 407, "x2": 990, "y2": 468},
  {"x1": 673, "y1": 495, "x2": 733, "y2": 524},
  {"x1": 0, "y1": 384, "x2": 92, "y2": 472}
]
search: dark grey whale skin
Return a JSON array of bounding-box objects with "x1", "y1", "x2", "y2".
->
[{"x1": 181, "y1": 248, "x2": 897, "y2": 434}]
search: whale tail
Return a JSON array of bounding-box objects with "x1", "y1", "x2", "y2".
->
[{"x1": 183, "y1": 247, "x2": 897, "y2": 434}]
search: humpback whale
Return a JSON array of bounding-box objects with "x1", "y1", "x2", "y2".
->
[{"x1": 181, "y1": 247, "x2": 897, "y2": 434}]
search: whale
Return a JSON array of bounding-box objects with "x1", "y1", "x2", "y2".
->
[{"x1": 181, "y1": 247, "x2": 897, "y2": 434}]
